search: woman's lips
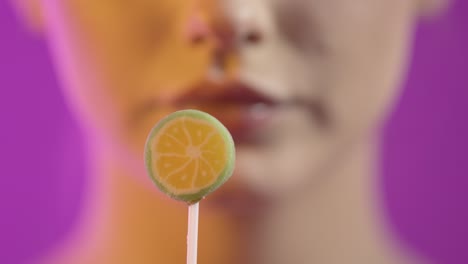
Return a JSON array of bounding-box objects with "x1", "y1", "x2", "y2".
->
[
  {"x1": 204, "y1": 179, "x2": 270, "y2": 215},
  {"x1": 174, "y1": 81, "x2": 276, "y2": 106},
  {"x1": 135, "y1": 80, "x2": 328, "y2": 137},
  {"x1": 188, "y1": 103, "x2": 273, "y2": 144},
  {"x1": 171, "y1": 82, "x2": 277, "y2": 144}
]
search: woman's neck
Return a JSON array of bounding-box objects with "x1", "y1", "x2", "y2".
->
[
  {"x1": 250, "y1": 138, "x2": 420, "y2": 264},
  {"x1": 44, "y1": 141, "x2": 247, "y2": 264},
  {"x1": 43, "y1": 136, "x2": 421, "y2": 264}
]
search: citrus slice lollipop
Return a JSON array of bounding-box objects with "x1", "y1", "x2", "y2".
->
[{"x1": 144, "y1": 109, "x2": 235, "y2": 203}]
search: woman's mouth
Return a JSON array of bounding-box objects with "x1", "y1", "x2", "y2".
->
[
  {"x1": 136, "y1": 79, "x2": 329, "y2": 145},
  {"x1": 135, "y1": 81, "x2": 279, "y2": 145},
  {"x1": 173, "y1": 81, "x2": 277, "y2": 145}
]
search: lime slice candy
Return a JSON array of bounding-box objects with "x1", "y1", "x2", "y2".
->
[{"x1": 145, "y1": 109, "x2": 235, "y2": 203}]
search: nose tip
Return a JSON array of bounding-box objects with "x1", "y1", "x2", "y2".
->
[
  {"x1": 184, "y1": 1, "x2": 234, "y2": 47},
  {"x1": 183, "y1": 1, "x2": 238, "y2": 82},
  {"x1": 185, "y1": 0, "x2": 267, "y2": 48},
  {"x1": 183, "y1": 1, "x2": 265, "y2": 83},
  {"x1": 184, "y1": 10, "x2": 212, "y2": 44}
]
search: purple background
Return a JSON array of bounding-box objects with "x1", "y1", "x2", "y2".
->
[{"x1": 1, "y1": 1, "x2": 467, "y2": 263}]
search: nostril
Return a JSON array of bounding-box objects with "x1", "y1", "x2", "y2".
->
[
  {"x1": 191, "y1": 33, "x2": 207, "y2": 44},
  {"x1": 243, "y1": 30, "x2": 263, "y2": 45}
]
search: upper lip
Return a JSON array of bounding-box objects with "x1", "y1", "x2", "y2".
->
[
  {"x1": 131, "y1": 80, "x2": 276, "y2": 126},
  {"x1": 174, "y1": 80, "x2": 276, "y2": 107}
]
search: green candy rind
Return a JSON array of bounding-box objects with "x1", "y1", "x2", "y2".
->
[{"x1": 144, "y1": 109, "x2": 235, "y2": 204}]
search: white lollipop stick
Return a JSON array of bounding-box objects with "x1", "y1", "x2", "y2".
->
[{"x1": 187, "y1": 202, "x2": 200, "y2": 264}]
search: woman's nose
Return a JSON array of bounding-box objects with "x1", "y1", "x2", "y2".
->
[
  {"x1": 184, "y1": 8, "x2": 213, "y2": 45},
  {"x1": 184, "y1": 0, "x2": 234, "y2": 48},
  {"x1": 184, "y1": 1, "x2": 264, "y2": 47},
  {"x1": 183, "y1": 1, "x2": 235, "y2": 82},
  {"x1": 183, "y1": 0, "x2": 264, "y2": 81}
]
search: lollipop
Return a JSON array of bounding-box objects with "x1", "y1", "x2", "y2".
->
[{"x1": 144, "y1": 109, "x2": 235, "y2": 264}]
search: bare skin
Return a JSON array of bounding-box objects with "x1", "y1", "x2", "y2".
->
[{"x1": 41, "y1": 137, "x2": 420, "y2": 264}]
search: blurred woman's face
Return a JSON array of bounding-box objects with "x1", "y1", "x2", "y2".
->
[{"x1": 42, "y1": 0, "x2": 416, "y2": 197}]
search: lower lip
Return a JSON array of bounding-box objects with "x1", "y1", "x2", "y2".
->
[
  {"x1": 204, "y1": 186, "x2": 270, "y2": 215},
  {"x1": 196, "y1": 103, "x2": 275, "y2": 145},
  {"x1": 239, "y1": 104, "x2": 275, "y2": 144}
]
